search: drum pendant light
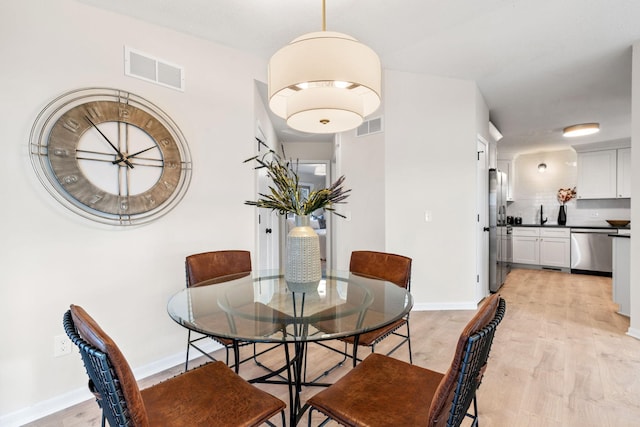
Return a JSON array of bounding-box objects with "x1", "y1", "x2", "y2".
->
[{"x1": 268, "y1": 0, "x2": 381, "y2": 134}]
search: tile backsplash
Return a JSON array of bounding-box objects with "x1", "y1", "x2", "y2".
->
[
  {"x1": 507, "y1": 198, "x2": 630, "y2": 227},
  {"x1": 502, "y1": 149, "x2": 631, "y2": 227}
]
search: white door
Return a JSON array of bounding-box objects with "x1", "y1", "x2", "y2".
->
[
  {"x1": 476, "y1": 138, "x2": 489, "y2": 301},
  {"x1": 255, "y1": 128, "x2": 279, "y2": 271}
]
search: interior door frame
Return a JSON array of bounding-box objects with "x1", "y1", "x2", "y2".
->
[
  {"x1": 476, "y1": 136, "x2": 489, "y2": 301},
  {"x1": 255, "y1": 124, "x2": 280, "y2": 271}
]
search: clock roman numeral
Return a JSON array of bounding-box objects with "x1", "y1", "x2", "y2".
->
[
  {"x1": 63, "y1": 118, "x2": 80, "y2": 133},
  {"x1": 86, "y1": 105, "x2": 102, "y2": 120},
  {"x1": 89, "y1": 194, "x2": 104, "y2": 205},
  {"x1": 63, "y1": 175, "x2": 78, "y2": 184}
]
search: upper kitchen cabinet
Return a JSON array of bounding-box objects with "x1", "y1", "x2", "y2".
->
[
  {"x1": 575, "y1": 142, "x2": 631, "y2": 200},
  {"x1": 497, "y1": 159, "x2": 513, "y2": 201},
  {"x1": 576, "y1": 150, "x2": 617, "y2": 199},
  {"x1": 617, "y1": 148, "x2": 631, "y2": 198}
]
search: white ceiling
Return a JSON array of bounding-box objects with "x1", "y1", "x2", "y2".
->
[{"x1": 78, "y1": 0, "x2": 640, "y2": 155}]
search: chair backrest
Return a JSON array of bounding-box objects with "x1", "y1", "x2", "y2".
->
[
  {"x1": 185, "y1": 250, "x2": 251, "y2": 288},
  {"x1": 427, "y1": 293, "x2": 506, "y2": 427},
  {"x1": 64, "y1": 305, "x2": 149, "y2": 427},
  {"x1": 349, "y1": 250, "x2": 412, "y2": 289}
]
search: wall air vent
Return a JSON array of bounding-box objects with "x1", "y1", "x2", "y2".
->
[
  {"x1": 124, "y1": 46, "x2": 184, "y2": 91},
  {"x1": 356, "y1": 116, "x2": 383, "y2": 137}
]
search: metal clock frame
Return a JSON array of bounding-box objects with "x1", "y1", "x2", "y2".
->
[{"x1": 30, "y1": 87, "x2": 192, "y2": 226}]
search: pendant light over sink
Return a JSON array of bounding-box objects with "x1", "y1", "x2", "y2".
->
[{"x1": 268, "y1": 0, "x2": 381, "y2": 134}]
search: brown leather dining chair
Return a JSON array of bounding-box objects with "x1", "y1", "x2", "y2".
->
[
  {"x1": 63, "y1": 304, "x2": 286, "y2": 427},
  {"x1": 307, "y1": 293, "x2": 506, "y2": 427},
  {"x1": 184, "y1": 250, "x2": 252, "y2": 372},
  {"x1": 311, "y1": 250, "x2": 413, "y2": 379},
  {"x1": 184, "y1": 250, "x2": 287, "y2": 375}
]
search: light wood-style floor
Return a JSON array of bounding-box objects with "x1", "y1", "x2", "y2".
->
[{"x1": 25, "y1": 269, "x2": 640, "y2": 426}]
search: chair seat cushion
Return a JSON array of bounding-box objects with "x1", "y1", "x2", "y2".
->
[
  {"x1": 307, "y1": 353, "x2": 443, "y2": 427},
  {"x1": 340, "y1": 318, "x2": 407, "y2": 346},
  {"x1": 313, "y1": 303, "x2": 407, "y2": 347},
  {"x1": 192, "y1": 301, "x2": 289, "y2": 344},
  {"x1": 141, "y1": 361, "x2": 285, "y2": 426}
]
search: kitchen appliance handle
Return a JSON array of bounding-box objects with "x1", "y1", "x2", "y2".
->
[{"x1": 570, "y1": 228, "x2": 618, "y2": 234}]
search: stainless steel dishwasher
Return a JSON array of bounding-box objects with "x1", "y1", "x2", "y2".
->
[{"x1": 570, "y1": 228, "x2": 617, "y2": 276}]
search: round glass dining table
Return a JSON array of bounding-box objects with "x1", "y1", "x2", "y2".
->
[
  {"x1": 166, "y1": 270, "x2": 413, "y2": 425},
  {"x1": 167, "y1": 270, "x2": 413, "y2": 343}
]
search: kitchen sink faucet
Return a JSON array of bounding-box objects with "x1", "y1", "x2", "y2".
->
[{"x1": 540, "y1": 204, "x2": 548, "y2": 225}]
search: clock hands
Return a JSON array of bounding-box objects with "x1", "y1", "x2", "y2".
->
[
  {"x1": 111, "y1": 145, "x2": 157, "y2": 165},
  {"x1": 85, "y1": 116, "x2": 134, "y2": 168}
]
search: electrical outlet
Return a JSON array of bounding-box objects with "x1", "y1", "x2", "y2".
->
[{"x1": 54, "y1": 334, "x2": 71, "y2": 357}]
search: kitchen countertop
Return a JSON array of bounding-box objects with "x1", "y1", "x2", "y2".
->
[{"x1": 511, "y1": 224, "x2": 631, "y2": 230}]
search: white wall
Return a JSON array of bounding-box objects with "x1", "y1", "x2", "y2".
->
[
  {"x1": 0, "y1": 1, "x2": 265, "y2": 423},
  {"x1": 383, "y1": 70, "x2": 486, "y2": 308},
  {"x1": 629, "y1": 42, "x2": 640, "y2": 338},
  {"x1": 334, "y1": 121, "x2": 387, "y2": 269},
  {"x1": 282, "y1": 141, "x2": 334, "y2": 161}
]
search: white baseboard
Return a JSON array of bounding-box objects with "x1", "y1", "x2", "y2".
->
[
  {"x1": 413, "y1": 301, "x2": 479, "y2": 311},
  {"x1": 627, "y1": 327, "x2": 640, "y2": 340},
  {"x1": 0, "y1": 341, "x2": 221, "y2": 427}
]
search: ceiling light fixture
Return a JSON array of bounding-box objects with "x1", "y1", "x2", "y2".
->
[
  {"x1": 562, "y1": 123, "x2": 600, "y2": 137},
  {"x1": 538, "y1": 163, "x2": 547, "y2": 172},
  {"x1": 268, "y1": 0, "x2": 381, "y2": 134}
]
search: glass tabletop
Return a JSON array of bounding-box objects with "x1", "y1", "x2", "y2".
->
[{"x1": 167, "y1": 270, "x2": 413, "y2": 343}]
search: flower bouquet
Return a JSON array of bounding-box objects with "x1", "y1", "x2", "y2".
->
[
  {"x1": 556, "y1": 187, "x2": 576, "y2": 225},
  {"x1": 557, "y1": 187, "x2": 576, "y2": 205}
]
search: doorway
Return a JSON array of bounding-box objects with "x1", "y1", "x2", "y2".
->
[
  {"x1": 476, "y1": 137, "x2": 489, "y2": 301},
  {"x1": 254, "y1": 125, "x2": 280, "y2": 271},
  {"x1": 281, "y1": 160, "x2": 333, "y2": 273}
]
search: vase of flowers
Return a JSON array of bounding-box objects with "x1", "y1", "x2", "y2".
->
[
  {"x1": 245, "y1": 139, "x2": 350, "y2": 290},
  {"x1": 556, "y1": 187, "x2": 576, "y2": 226}
]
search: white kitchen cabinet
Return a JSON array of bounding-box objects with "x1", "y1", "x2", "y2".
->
[
  {"x1": 539, "y1": 238, "x2": 570, "y2": 267},
  {"x1": 512, "y1": 227, "x2": 570, "y2": 268},
  {"x1": 576, "y1": 148, "x2": 630, "y2": 199},
  {"x1": 617, "y1": 148, "x2": 631, "y2": 198},
  {"x1": 497, "y1": 160, "x2": 513, "y2": 201},
  {"x1": 612, "y1": 236, "x2": 630, "y2": 316},
  {"x1": 512, "y1": 228, "x2": 540, "y2": 264},
  {"x1": 513, "y1": 235, "x2": 539, "y2": 264},
  {"x1": 576, "y1": 150, "x2": 617, "y2": 199}
]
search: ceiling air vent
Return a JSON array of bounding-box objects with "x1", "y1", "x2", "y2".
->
[
  {"x1": 124, "y1": 46, "x2": 184, "y2": 91},
  {"x1": 356, "y1": 117, "x2": 383, "y2": 137}
]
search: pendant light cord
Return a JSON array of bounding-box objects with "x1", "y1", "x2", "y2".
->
[{"x1": 322, "y1": 0, "x2": 326, "y2": 31}]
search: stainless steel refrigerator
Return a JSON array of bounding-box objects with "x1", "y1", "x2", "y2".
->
[{"x1": 489, "y1": 169, "x2": 512, "y2": 292}]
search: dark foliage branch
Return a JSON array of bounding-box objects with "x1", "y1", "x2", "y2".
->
[{"x1": 244, "y1": 138, "x2": 350, "y2": 217}]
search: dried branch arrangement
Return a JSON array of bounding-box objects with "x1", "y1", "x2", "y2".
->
[{"x1": 244, "y1": 138, "x2": 350, "y2": 217}]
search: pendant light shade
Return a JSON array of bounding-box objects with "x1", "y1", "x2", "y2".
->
[{"x1": 268, "y1": 29, "x2": 381, "y2": 134}]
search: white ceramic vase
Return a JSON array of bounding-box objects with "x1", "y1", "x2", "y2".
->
[{"x1": 285, "y1": 215, "x2": 321, "y2": 291}]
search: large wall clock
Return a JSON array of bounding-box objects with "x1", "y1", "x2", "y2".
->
[{"x1": 30, "y1": 88, "x2": 192, "y2": 226}]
